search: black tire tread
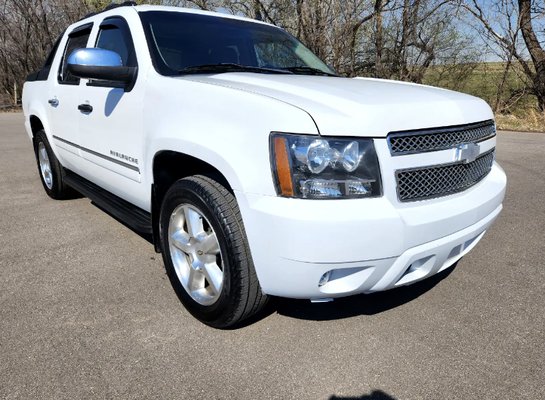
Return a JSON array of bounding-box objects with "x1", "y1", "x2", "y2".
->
[
  {"x1": 161, "y1": 175, "x2": 267, "y2": 328},
  {"x1": 186, "y1": 175, "x2": 268, "y2": 325},
  {"x1": 34, "y1": 130, "x2": 76, "y2": 200}
]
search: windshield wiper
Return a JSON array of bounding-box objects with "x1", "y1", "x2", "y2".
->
[
  {"x1": 178, "y1": 63, "x2": 293, "y2": 75},
  {"x1": 282, "y1": 66, "x2": 338, "y2": 77}
]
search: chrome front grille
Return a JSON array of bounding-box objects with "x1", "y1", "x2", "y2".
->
[
  {"x1": 396, "y1": 149, "x2": 495, "y2": 202},
  {"x1": 388, "y1": 120, "x2": 495, "y2": 156}
]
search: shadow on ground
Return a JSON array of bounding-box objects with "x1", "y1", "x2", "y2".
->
[
  {"x1": 271, "y1": 264, "x2": 456, "y2": 322},
  {"x1": 330, "y1": 390, "x2": 397, "y2": 399}
]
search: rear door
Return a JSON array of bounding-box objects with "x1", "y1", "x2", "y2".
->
[{"x1": 46, "y1": 23, "x2": 93, "y2": 172}]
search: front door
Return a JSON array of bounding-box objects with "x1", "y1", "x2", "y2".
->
[{"x1": 76, "y1": 16, "x2": 147, "y2": 209}]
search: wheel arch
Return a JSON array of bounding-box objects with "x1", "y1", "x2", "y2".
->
[
  {"x1": 151, "y1": 150, "x2": 235, "y2": 252},
  {"x1": 27, "y1": 110, "x2": 54, "y2": 149},
  {"x1": 29, "y1": 115, "x2": 45, "y2": 138}
]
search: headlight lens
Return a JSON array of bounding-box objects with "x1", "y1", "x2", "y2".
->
[{"x1": 270, "y1": 133, "x2": 382, "y2": 199}]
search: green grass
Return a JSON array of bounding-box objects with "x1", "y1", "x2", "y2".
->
[{"x1": 424, "y1": 62, "x2": 544, "y2": 132}]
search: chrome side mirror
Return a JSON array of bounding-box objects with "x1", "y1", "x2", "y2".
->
[{"x1": 67, "y1": 48, "x2": 137, "y2": 87}]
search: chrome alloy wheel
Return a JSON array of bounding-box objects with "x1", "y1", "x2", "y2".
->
[
  {"x1": 168, "y1": 204, "x2": 224, "y2": 306},
  {"x1": 38, "y1": 142, "x2": 53, "y2": 190}
]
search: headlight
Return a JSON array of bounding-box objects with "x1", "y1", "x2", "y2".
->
[{"x1": 270, "y1": 133, "x2": 382, "y2": 199}]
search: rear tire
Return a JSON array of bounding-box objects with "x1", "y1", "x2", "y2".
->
[
  {"x1": 33, "y1": 130, "x2": 74, "y2": 199},
  {"x1": 159, "y1": 175, "x2": 268, "y2": 328}
]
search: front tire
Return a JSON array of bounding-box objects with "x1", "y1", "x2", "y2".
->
[{"x1": 159, "y1": 175, "x2": 267, "y2": 328}]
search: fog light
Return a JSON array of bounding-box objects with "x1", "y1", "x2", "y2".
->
[
  {"x1": 346, "y1": 180, "x2": 371, "y2": 195},
  {"x1": 318, "y1": 270, "x2": 332, "y2": 287},
  {"x1": 301, "y1": 179, "x2": 342, "y2": 198}
]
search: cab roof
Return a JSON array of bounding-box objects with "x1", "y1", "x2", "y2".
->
[{"x1": 81, "y1": 3, "x2": 273, "y2": 28}]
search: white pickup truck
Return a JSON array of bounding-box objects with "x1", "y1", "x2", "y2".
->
[{"x1": 23, "y1": 3, "x2": 506, "y2": 328}]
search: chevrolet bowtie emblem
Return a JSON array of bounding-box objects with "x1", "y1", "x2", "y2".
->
[{"x1": 455, "y1": 143, "x2": 480, "y2": 164}]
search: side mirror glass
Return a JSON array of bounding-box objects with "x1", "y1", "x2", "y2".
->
[{"x1": 67, "y1": 48, "x2": 136, "y2": 85}]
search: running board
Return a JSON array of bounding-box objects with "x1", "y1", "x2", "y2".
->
[{"x1": 64, "y1": 169, "x2": 152, "y2": 235}]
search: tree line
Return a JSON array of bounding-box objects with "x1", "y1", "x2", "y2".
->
[{"x1": 1, "y1": 0, "x2": 544, "y2": 115}]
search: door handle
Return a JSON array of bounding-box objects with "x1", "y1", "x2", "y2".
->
[
  {"x1": 48, "y1": 98, "x2": 59, "y2": 107},
  {"x1": 78, "y1": 104, "x2": 93, "y2": 113}
]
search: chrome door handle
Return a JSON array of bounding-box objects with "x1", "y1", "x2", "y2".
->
[{"x1": 48, "y1": 98, "x2": 59, "y2": 107}]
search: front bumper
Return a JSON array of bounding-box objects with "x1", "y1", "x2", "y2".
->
[{"x1": 236, "y1": 162, "x2": 506, "y2": 299}]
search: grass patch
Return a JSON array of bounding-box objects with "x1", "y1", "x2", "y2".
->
[
  {"x1": 425, "y1": 62, "x2": 534, "y2": 111},
  {"x1": 425, "y1": 62, "x2": 544, "y2": 132},
  {"x1": 495, "y1": 109, "x2": 545, "y2": 132}
]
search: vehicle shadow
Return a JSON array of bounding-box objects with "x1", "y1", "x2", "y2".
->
[
  {"x1": 90, "y1": 200, "x2": 155, "y2": 244},
  {"x1": 270, "y1": 264, "x2": 456, "y2": 322},
  {"x1": 330, "y1": 390, "x2": 397, "y2": 400}
]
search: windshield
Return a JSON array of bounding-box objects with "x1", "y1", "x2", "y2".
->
[{"x1": 139, "y1": 11, "x2": 335, "y2": 76}]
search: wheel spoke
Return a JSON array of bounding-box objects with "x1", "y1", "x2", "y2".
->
[
  {"x1": 171, "y1": 230, "x2": 191, "y2": 253},
  {"x1": 168, "y1": 201, "x2": 224, "y2": 306},
  {"x1": 37, "y1": 142, "x2": 53, "y2": 189},
  {"x1": 184, "y1": 207, "x2": 204, "y2": 237},
  {"x1": 187, "y1": 263, "x2": 203, "y2": 291},
  {"x1": 202, "y1": 262, "x2": 223, "y2": 295},
  {"x1": 41, "y1": 148, "x2": 49, "y2": 165},
  {"x1": 200, "y1": 232, "x2": 220, "y2": 255}
]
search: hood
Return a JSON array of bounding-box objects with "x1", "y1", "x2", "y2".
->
[{"x1": 181, "y1": 73, "x2": 493, "y2": 137}]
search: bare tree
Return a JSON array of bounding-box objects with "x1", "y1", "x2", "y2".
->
[
  {"x1": 0, "y1": 0, "x2": 86, "y2": 104},
  {"x1": 459, "y1": 0, "x2": 545, "y2": 111},
  {"x1": 519, "y1": 0, "x2": 545, "y2": 111},
  {"x1": 0, "y1": 0, "x2": 500, "y2": 108},
  {"x1": 372, "y1": 0, "x2": 472, "y2": 83}
]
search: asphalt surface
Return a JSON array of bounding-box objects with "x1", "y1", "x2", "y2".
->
[{"x1": 1, "y1": 112, "x2": 544, "y2": 400}]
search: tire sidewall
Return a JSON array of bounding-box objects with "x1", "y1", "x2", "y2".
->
[
  {"x1": 34, "y1": 130, "x2": 62, "y2": 198},
  {"x1": 159, "y1": 180, "x2": 240, "y2": 326}
]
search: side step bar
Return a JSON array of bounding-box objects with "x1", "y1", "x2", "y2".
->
[{"x1": 64, "y1": 169, "x2": 153, "y2": 235}]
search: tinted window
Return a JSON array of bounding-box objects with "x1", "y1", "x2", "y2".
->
[
  {"x1": 96, "y1": 19, "x2": 137, "y2": 67},
  {"x1": 139, "y1": 11, "x2": 333, "y2": 75},
  {"x1": 58, "y1": 26, "x2": 92, "y2": 84},
  {"x1": 254, "y1": 41, "x2": 302, "y2": 69}
]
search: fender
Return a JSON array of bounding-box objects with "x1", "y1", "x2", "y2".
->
[{"x1": 142, "y1": 74, "x2": 320, "y2": 197}]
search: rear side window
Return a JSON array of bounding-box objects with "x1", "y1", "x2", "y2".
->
[{"x1": 58, "y1": 24, "x2": 93, "y2": 85}]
